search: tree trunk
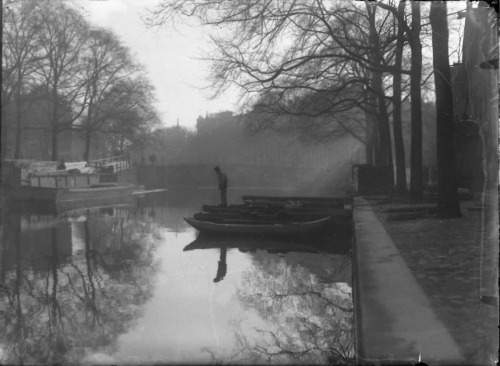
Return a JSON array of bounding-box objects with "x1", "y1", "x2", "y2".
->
[
  {"x1": 366, "y1": 3, "x2": 393, "y2": 175},
  {"x1": 14, "y1": 104, "x2": 22, "y2": 159},
  {"x1": 373, "y1": 71, "x2": 394, "y2": 173},
  {"x1": 378, "y1": 102, "x2": 393, "y2": 169},
  {"x1": 14, "y1": 76, "x2": 23, "y2": 159},
  {"x1": 83, "y1": 124, "x2": 92, "y2": 161},
  {"x1": 364, "y1": 93, "x2": 381, "y2": 166},
  {"x1": 392, "y1": 0, "x2": 408, "y2": 194},
  {"x1": 1, "y1": 127, "x2": 8, "y2": 160},
  {"x1": 119, "y1": 136, "x2": 125, "y2": 155},
  {"x1": 430, "y1": 1, "x2": 461, "y2": 218},
  {"x1": 409, "y1": 1, "x2": 423, "y2": 200},
  {"x1": 1, "y1": 109, "x2": 10, "y2": 160},
  {"x1": 50, "y1": 87, "x2": 59, "y2": 161},
  {"x1": 51, "y1": 127, "x2": 59, "y2": 161},
  {"x1": 365, "y1": 113, "x2": 374, "y2": 165},
  {"x1": 372, "y1": 116, "x2": 381, "y2": 165}
]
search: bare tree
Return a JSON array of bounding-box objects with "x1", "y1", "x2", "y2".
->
[
  {"x1": 2, "y1": 0, "x2": 42, "y2": 158},
  {"x1": 148, "y1": 1, "x2": 422, "y2": 193},
  {"x1": 408, "y1": 2, "x2": 423, "y2": 200},
  {"x1": 34, "y1": 0, "x2": 90, "y2": 160},
  {"x1": 429, "y1": 1, "x2": 461, "y2": 218},
  {"x1": 365, "y1": 2, "x2": 393, "y2": 172},
  {"x1": 374, "y1": 0, "x2": 424, "y2": 197},
  {"x1": 150, "y1": 4, "x2": 392, "y2": 138},
  {"x1": 77, "y1": 28, "x2": 139, "y2": 161},
  {"x1": 100, "y1": 76, "x2": 161, "y2": 156}
]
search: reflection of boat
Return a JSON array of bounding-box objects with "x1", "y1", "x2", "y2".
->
[
  {"x1": 16, "y1": 203, "x2": 134, "y2": 232},
  {"x1": 184, "y1": 232, "x2": 350, "y2": 254},
  {"x1": 184, "y1": 216, "x2": 331, "y2": 235}
]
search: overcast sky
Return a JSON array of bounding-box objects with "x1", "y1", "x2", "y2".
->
[{"x1": 78, "y1": 0, "x2": 240, "y2": 130}]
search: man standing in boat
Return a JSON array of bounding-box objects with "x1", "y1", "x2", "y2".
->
[{"x1": 214, "y1": 166, "x2": 228, "y2": 207}]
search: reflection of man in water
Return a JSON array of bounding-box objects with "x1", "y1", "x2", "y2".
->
[
  {"x1": 214, "y1": 166, "x2": 228, "y2": 207},
  {"x1": 213, "y1": 247, "x2": 227, "y2": 283}
]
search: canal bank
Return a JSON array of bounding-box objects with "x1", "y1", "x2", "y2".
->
[{"x1": 352, "y1": 196, "x2": 498, "y2": 365}]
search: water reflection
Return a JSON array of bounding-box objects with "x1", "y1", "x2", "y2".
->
[
  {"x1": 0, "y1": 203, "x2": 159, "y2": 365},
  {"x1": 183, "y1": 226, "x2": 354, "y2": 364},
  {"x1": 185, "y1": 231, "x2": 351, "y2": 256},
  {"x1": 135, "y1": 190, "x2": 199, "y2": 232},
  {"x1": 213, "y1": 247, "x2": 227, "y2": 283},
  {"x1": 230, "y1": 251, "x2": 354, "y2": 364},
  {"x1": 1, "y1": 190, "x2": 354, "y2": 365}
]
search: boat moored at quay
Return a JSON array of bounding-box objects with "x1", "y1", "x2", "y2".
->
[
  {"x1": 2, "y1": 158, "x2": 137, "y2": 210},
  {"x1": 184, "y1": 195, "x2": 354, "y2": 237}
]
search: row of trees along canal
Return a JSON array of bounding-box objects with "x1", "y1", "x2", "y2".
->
[
  {"x1": 146, "y1": 1, "x2": 498, "y2": 218},
  {"x1": 2, "y1": 0, "x2": 160, "y2": 162}
]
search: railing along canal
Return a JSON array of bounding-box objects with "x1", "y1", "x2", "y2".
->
[
  {"x1": 29, "y1": 174, "x2": 100, "y2": 188},
  {"x1": 87, "y1": 155, "x2": 130, "y2": 173}
]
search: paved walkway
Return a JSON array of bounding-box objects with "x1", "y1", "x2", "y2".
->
[
  {"x1": 354, "y1": 197, "x2": 467, "y2": 365},
  {"x1": 367, "y1": 196, "x2": 498, "y2": 365}
]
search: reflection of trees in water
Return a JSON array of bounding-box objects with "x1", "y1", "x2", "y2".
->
[
  {"x1": 228, "y1": 254, "x2": 354, "y2": 365},
  {"x1": 0, "y1": 207, "x2": 160, "y2": 365}
]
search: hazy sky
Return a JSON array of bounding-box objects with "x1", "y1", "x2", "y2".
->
[{"x1": 78, "y1": 0, "x2": 240, "y2": 130}]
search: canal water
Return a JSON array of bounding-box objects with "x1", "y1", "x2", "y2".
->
[{"x1": 0, "y1": 189, "x2": 354, "y2": 365}]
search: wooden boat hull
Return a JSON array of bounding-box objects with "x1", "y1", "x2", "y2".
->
[
  {"x1": 195, "y1": 207, "x2": 352, "y2": 228},
  {"x1": 56, "y1": 183, "x2": 135, "y2": 201},
  {"x1": 204, "y1": 200, "x2": 347, "y2": 211},
  {"x1": 192, "y1": 212, "x2": 351, "y2": 228},
  {"x1": 10, "y1": 183, "x2": 136, "y2": 211},
  {"x1": 242, "y1": 195, "x2": 352, "y2": 204},
  {"x1": 184, "y1": 216, "x2": 332, "y2": 235},
  {"x1": 199, "y1": 206, "x2": 351, "y2": 216}
]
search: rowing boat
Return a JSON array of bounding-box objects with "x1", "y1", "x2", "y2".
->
[
  {"x1": 194, "y1": 207, "x2": 352, "y2": 228},
  {"x1": 184, "y1": 216, "x2": 332, "y2": 235}
]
